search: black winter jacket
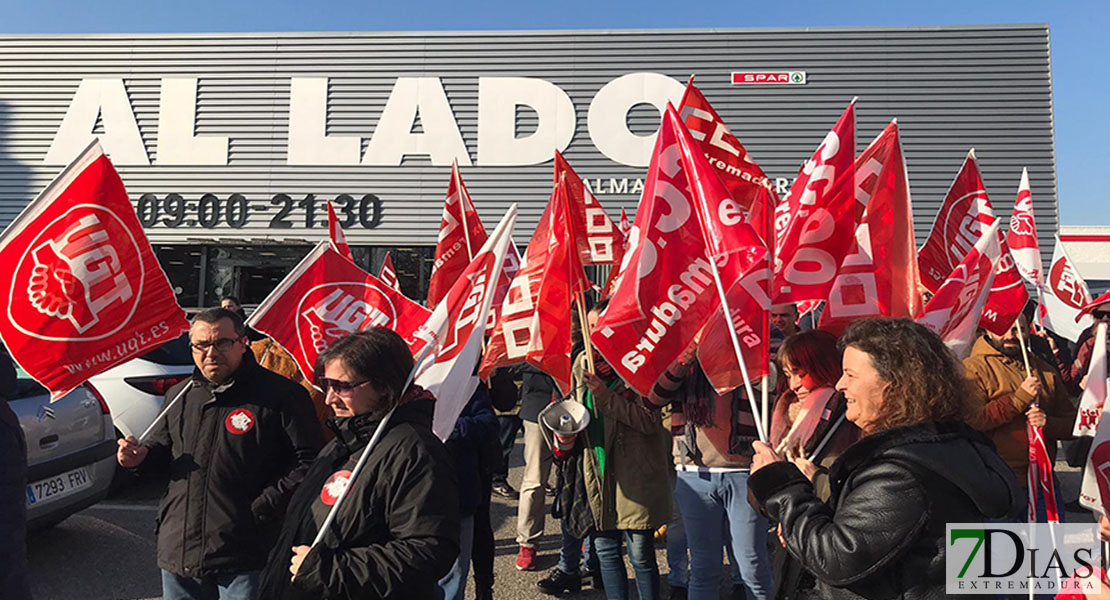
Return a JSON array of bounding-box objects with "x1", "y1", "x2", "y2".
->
[
  {"x1": 259, "y1": 387, "x2": 460, "y2": 600},
  {"x1": 142, "y1": 356, "x2": 323, "y2": 577},
  {"x1": 749, "y1": 421, "x2": 1022, "y2": 600}
]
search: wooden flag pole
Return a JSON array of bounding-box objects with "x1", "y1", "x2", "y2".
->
[
  {"x1": 575, "y1": 289, "x2": 596, "y2": 375},
  {"x1": 1014, "y1": 318, "x2": 1034, "y2": 380}
]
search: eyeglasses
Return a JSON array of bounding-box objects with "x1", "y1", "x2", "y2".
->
[
  {"x1": 317, "y1": 378, "x2": 371, "y2": 397},
  {"x1": 1094, "y1": 310, "x2": 1110, "y2": 320},
  {"x1": 190, "y1": 337, "x2": 241, "y2": 353}
]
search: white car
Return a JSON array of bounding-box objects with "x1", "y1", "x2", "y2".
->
[
  {"x1": 9, "y1": 370, "x2": 117, "y2": 529},
  {"x1": 88, "y1": 334, "x2": 193, "y2": 440}
]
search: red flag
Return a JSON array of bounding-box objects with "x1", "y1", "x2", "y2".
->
[
  {"x1": 678, "y1": 80, "x2": 776, "y2": 211},
  {"x1": 1028, "y1": 422, "x2": 1060, "y2": 522},
  {"x1": 0, "y1": 141, "x2": 189, "y2": 399},
  {"x1": 327, "y1": 200, "x2": 353, "y2": 261},
  {"x1": 378, "y1": 251, "x2": 400, "y2": 292},
  {"x1": 427, "y1": 162, "x2": 488, "y2": 307},
  {"x1": 915, "y1": 219, "x2": 1003, "y2": 358},
  {"x1": 554, "y1": 151, "x2": 626, "y2": 270},
  {"x1": 917, "y1": 151, "x2": 1029, "y2": 335},
  {"x1": 1006, "y1": 167, "x2": 1044, "y2": 289},
  {"x1": 249, "y1": 243, "x2": 431, "y2": 383},
  {"x1": 619, "y1": 207, "x2": 632, "y2": 238},
  {"x1": 773, "y1": 99, "x2": 860, "y2": 305},
  {"x1": 478, "y1": 200, "x2": 555, "y2": 380},
  {"x1": 414, "y1": 207, "x2": 517, "y2": 439},
  {"x1": 525, "y1": 180, "x2": 588, "y2": 395},
  {"x1": 820, "y1": 120, "x2": 922, "y2": 333},
  {"x1": 591, "y1": 105, "x2": 765, "y2": 396}
]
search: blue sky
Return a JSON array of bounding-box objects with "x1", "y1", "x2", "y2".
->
[{"x1": 2, "y1": 0, "x2": 1106, "y2": 226}]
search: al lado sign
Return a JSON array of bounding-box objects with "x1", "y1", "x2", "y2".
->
[{"x1": 44, "y1": 73, "x2": 688, "y2": 169}]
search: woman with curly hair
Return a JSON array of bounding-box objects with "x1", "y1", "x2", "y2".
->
[{"x1": 749, "y1": 318, "x2": 1022, "y2": 600}]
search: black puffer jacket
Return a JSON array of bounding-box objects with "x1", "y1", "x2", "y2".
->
[
  {"x1": 142, "y1": 356, "x2": 323, "y2": 577},
  {"x1": 259, "y1": 387, "x2": 460, "y2": 600},
  {"x1": 749, "y1": 421, "x2": 1022, "y2": 600}
]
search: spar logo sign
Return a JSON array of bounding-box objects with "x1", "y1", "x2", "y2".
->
[
  {"x1": 946, "y1": 523, "x2": 1101, "y2": 594},
  {"x1": 10, "y1": 204, "x2": 142, "y2": 341},
  {"x1": 297, "y1": 282, "x2": 397, "y2": 358},
  {"x1": 731, "y1": 71, "x2": 807, "y2": 85}
]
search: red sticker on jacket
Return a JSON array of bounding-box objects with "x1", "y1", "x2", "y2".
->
[
  {"x1": 320, "y1": 470, "x2": 353, "y2": 506},
  {"x1": 224, "y1": 409, "x2": 255, "y2": 435}
]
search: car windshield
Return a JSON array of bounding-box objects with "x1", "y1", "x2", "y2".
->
[{"x1": 140, "y1": 334, "x2": 193, "y2": 366}]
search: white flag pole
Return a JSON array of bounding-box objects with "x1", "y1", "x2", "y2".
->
[
  {"x1": 138, "y1": 380, "x2": 195, "y2": 443},
  {"x1": 700, "y1": 256, "x2": 767, "y2": 442}
]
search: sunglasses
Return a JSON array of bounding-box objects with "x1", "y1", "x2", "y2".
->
[
  {"x1": 1094, "y1": 310, "x2": 1110, "y2": 320},
  {"x1": 190, "y1": 337, "x2": 241, "y2": 353},
  {"x1": 317, "y1": 377, "x2": 371, "y2": 396}
]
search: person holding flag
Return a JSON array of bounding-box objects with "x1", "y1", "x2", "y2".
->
[
  {"x1": 749, "y1": 318, "x2": 1022, "y2": 599},
  {"x1": 259, "y1": 328, "x2": 460, "y2": 599},
  {"x1": 117, "y1": 308, "x2": 324, "y2": 600},
  {"x1": 562, "y1": 300, "x2": 670, "y2": 600},
  {"x1": 962, "y1": 313, "x2": 1075, "y2": 519}
]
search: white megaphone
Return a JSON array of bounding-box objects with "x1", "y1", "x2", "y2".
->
[{"x1": 538, "y1": 400, "x2": 591, "y2": 455}]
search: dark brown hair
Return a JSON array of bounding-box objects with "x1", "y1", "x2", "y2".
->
[
  {"x1": 838, "y1": 318, "x2": 970, "y2": 432},
  {"x1": 778, "y1": 329, "x2": 842, "y2": 390},
  {"x1": 314, "y1": 327, "x2": 415, "y2": 404}
]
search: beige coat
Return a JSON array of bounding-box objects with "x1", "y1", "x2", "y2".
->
[{"x1": 572, "y1": 354, "x2": 671, "y2": 532}]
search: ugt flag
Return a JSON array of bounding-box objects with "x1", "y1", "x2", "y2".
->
[
  {"x1": 917, "y1": 150, "x2": 1028, "y2": 335},
  {"x1": 0, "y1": 140, "x2": 189, "y2": 399},
  {"x1": 915, "y1": 219, "x2": 1003, "y2": 359},
  {"x1": 1041, "y1": 236, "x2": 1093, "y2": 343},
  {"x1": 1006, "y1": 167, "x2": 1044, "y2": 288},
  {"x1": 249, "y1": 243, "x2": 431, "y2": 383}
]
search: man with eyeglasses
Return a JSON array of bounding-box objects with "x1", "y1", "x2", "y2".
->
[{"x1": 117, "y1": 307, "x2": 323, "y2": 600}]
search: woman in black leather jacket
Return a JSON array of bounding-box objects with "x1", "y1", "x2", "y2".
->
[{"x1": 749, "y1": 318, "x2": 1023, "y2": 600}]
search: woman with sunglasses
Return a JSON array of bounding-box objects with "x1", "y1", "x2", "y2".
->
[{"x1": 259, "y1": 327, "x2": 460, "y2": 600}]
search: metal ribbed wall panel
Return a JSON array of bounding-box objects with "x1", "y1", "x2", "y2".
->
[{"x1": 0, "y1": 25, "x2": 1056, "y2": 251}]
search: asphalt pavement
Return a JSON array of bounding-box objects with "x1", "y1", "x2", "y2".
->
[{"x1": 25, "y1": 440, "x2": 1094, "y2": 600}]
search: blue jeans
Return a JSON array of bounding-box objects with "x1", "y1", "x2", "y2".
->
[
  {"x1": 436, "y1": 514, "x2": 475, "y2": 600},
  {"x1": 161, "y1": 570, "x2": 258, "y2": 600},
  {"x1": 557, "y1": 525, "x2": 600, "y2": 575},
  {"x1": 665, "y1": 491, "x2": 743, "y2": 589},
  {"x1": 675, "y1": 471, "x2": 773, "y2": 600},
  {"x1": 593, "y1": 529, "x2": 659, "y2": 600}
]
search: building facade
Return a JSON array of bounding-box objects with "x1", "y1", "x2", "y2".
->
[{"x1": 0, "y1": 25, "x2": 1057, "y2": 306}]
